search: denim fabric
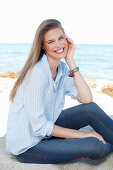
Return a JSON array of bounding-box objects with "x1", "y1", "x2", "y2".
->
[{"x1": 16, "y1": 102, "x2": 113, "y2": 164}]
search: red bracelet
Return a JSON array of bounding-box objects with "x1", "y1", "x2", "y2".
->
[
  {"x1": 68, "y1": 66, "x2": 79, "y2": 77},
  {"x1": 68, "y1": 72, "x2": 75, "y2": 77}
]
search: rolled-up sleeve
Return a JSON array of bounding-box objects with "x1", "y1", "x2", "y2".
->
[
  {"x1": 23, "y1": 68, "x2": 54, "y2": 137},
  {"x1": 65, "y1": 69, "x2": 78, "y2": 100}
]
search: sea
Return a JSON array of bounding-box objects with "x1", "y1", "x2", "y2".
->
[{"x1": 0, "y1": 43, "x2": 113, "y2": 82}]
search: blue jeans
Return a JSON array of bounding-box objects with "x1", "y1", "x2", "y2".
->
[{"x1": 16, "y1": 102, "x2": 113, "y2": 164}]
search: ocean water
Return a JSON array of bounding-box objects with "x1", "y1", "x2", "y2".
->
[{"x1": 0, "y1": 43, "x2": 113, "y2": 81}]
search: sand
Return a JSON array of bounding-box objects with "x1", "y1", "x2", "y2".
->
[{"x1": 0, "y1": 76, "x2": 113, "y2": 170}]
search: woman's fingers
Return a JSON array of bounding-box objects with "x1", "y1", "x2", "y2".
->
[
  {"x1": 98, "y1": 136, "x2": 106, "y2": 144},
  {"x1": 64, "y1": 34, "x2": 76, "y2": 51},
  {"x1": 65, "y1": 35, "x2": 74, "y2": 45},
  {"x1": 81, "y1": 131, "x2": 106, "y2": 145},
  {"x1": 91, "y1": 132, "x2": 106, "y2": 144}
]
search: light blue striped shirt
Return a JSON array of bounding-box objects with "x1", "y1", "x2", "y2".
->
[{"x1": 6, "y1": 54, "x2": 78, "y2": 155}]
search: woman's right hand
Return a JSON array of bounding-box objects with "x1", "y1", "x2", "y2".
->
[{"x1": 79, "y1": 131, "x2": 106, "y2": 144}]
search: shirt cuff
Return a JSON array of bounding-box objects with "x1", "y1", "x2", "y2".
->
[{"x1": 44, "y1": 121, "x2": 54, "y2": 137}]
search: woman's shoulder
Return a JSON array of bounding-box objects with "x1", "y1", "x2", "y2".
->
[
  {"x1": 32, "y1": 55, "x2": 48, "y2": 73},
  {"x1": 22, "y1": 61, "x2": 45, "y2": 85},
  {"x1": 31, "y1": 59, "x2": 46, "y2": 76}
]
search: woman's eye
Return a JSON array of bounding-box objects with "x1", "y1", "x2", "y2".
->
[
  {"x1": 48, "y1": 41, "x2": 54, "y2": 44},
  {"x1": 59, "y1": 37, "x2": 64, "y2": 40}
]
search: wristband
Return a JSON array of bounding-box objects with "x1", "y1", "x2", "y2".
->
[
  {"x1": 68, "y1": 66, "x2": 79, "y2": 77},
  {"x1": 71, "y1": 66, "x2": 79, "y2": 73}
]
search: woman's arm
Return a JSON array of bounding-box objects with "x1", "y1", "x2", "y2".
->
[
  {"x1": 51, "y1": 125, "x2": 106, "y2": 144},
  {"x1": 65, "y1": 36, "x2": 93, "y2": 104},
  {"x1": 66, "y1": 58, "x2": 93, "y2": 104}
]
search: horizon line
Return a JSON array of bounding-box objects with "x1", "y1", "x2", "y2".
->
[{"x1": 0, "y1": 42, "x2": 113, "y2": 45}]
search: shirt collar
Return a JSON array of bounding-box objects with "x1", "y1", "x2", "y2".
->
[{"x1": 42, "y1": 54, "x2": 63, "y2": 83}]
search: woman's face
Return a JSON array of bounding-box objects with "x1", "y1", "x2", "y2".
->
[{"x1": 43, "y1": 27, "x2": 68, "y2": 61}]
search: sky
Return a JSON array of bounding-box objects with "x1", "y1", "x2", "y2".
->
[{"x1": 0, "y1": 0, "x2": 113, "y2": 44}]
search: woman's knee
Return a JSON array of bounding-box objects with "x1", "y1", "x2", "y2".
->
[
  {"x1": 83, "y1": 102, "x2": 98, "y2": 108},
  {"x1": 88, "y1": 138, "x2": 111, "y2": 158},
  {"x1": 82, "y1": 102, "x2": 100, "y2": 115}
]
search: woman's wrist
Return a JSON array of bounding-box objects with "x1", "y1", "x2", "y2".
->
[{"x1": 66, "y1": 58, "x2": 76, "y2": 70}]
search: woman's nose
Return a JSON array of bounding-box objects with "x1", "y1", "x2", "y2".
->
[{"x1": 55, "y1": 41, "x2": 62, "y2": 48}]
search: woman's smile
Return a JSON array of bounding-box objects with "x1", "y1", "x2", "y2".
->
[{"x1": 54, "y1": 48, "x2": 64, "y2": 54}]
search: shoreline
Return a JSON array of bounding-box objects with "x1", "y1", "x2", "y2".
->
[{"x1": 0, "y1": 72, "x2": 113, "y2": 98}]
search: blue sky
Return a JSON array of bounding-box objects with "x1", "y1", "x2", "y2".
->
[{"x1": 0, "y1": 0, "x2": 113, "y2": 44}]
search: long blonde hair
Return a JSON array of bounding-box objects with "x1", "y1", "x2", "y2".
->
[{"x1": 9, "y1": 19, "x2": 64, "y2": 101}]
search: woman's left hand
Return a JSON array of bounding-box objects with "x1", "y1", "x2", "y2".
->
[{"x1": 65, "y1": 35, "x2": 76, "y2": 62}]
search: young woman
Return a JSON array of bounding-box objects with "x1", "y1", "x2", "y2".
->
[{"x1": 6, "y1": 19, "x2": 113, "y2": 164}]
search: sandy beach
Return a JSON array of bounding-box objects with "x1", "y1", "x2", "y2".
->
[
  {"x1": 0, "y1": 75, "x2": 113, "y2": 136},
  {"x1": 0, "y1": 75, "x2": 113, "y2": 169}
]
